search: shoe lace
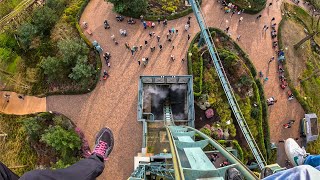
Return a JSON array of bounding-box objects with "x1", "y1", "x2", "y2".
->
[
  {"x1": 294, "y1": 147, "x2": 307, "y2": 157},
  {"x1": 94, "y1": 140, "x2": 108, "y2": 160}
]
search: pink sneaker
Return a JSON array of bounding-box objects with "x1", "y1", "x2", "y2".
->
[{"x1": 92, "y1": 127, "x2": 114, "y2": 160}]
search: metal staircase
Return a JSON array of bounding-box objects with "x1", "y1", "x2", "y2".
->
[
  {"x1": 188, "y1": 0, "x2": 267, "y2": 170},
  {"x1": 166, "y1": 125, "x2": 258, "y2": 180},
  {"x1": 164, "y1": 99, "x2": 174, "y2": 126}
]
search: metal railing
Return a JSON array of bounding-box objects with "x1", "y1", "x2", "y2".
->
[{"x1": 188, "y1": 0, "x2": 266, "y2": 170}]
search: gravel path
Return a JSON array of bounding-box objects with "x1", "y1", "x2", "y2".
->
[{"x1": 47, "y1": 0, "x2": 305, "y2": 179}]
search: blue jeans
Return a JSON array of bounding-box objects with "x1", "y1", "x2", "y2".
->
[
  {"x1": 263, "y1": 165, "x2": 320, "y2": 180},
  {"x1": 304, "y1": 155, "x2": 320, "y2": 168}
]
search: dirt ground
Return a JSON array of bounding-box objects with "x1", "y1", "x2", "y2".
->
[{"x1": 0, "y1": 91, "x2": 46, "y2": 115}]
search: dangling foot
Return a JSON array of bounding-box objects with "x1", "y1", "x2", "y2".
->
[
  {"x1": 285, "y1": 138, "x2": 308, "y2": 166},
  {"x1": 92, "y1": 127, "x2": 114, "y2": 161}
]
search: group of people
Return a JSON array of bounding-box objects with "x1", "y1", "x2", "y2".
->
[{"x1": 219, "y1": 0, "x2": 243, "y2": 15}]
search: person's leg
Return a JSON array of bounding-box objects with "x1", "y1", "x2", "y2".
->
[
  {"x1": 263, "y1": 165, "x2": 320, "y2": 180},
  {"x1": 0, "y1": 162, "x2": 19, "y2": 180},
  {"x1": 20, "y1": 127, "x2": 114, "y2": 180},
  {"x1": 19, "y1": 154, "x2": 104, "y2": 180},
  {"x1": 304, "y1": 155, "x2": 320, "y2": 168}
]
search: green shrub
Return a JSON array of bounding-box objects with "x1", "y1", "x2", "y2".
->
[
  {"x1": 23, "y1": 117, "x2": 43, "y2": 141},
  {"x1": 200, "y1": 127, "x2": 211, "y2": 136},
  {"x1": 32, "y1": 6, "x2": 59, "y2": 36},
  {"x1": 41, "y1": 125, "x2": 81, "y2": 160},
  {"x1": 0, "y1": 32, "x2": 17, "y2": 49},
  {"x1": 40, "y1": 56, "x2": 65, "y2": 83},
  {"x1": 232, "y1": 140, "x2": 244, "y2": 162}
]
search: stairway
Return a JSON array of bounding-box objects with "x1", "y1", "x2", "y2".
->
[
  {"x1": 164, "y1": 100, "x2": 174, "y2": 126},
  {"x1": 168, "y1": 126, "x2": 232, "y2": 180}
]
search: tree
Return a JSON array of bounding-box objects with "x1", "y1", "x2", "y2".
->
[
  {"x1": 17, "y1": 22, "x2": 37, "y2": 49},
  {"x1": 46, "y1": 0, "x2": 67, "y2": 13},
  {"x1": 23, "y1": 117, "x2": 43, "y2": 141},
  {"x1": 41, "y1": 125, "x2": 81, "y2": 159},
  {"x1": 68, "y1": 56, "x2": 95, "y2": 85},
  {"x1": 32, "y1": 6, "x2": 58, "y2": 36},
  {"x1": 107, "y1": 0, "x2": 147, "y2": 15},
  {"x1": 58, "y1": 39, "x2": 89, "y2": 66},
  {"x1": 40, "y1": 56, "x2": 64, "y2": 82}
]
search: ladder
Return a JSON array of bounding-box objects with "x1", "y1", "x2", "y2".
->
[{"x1": 164, "y1": 100, "x2": 174, "y2": 126}]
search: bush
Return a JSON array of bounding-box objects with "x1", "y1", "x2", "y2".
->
[
  {"x1": 17, "y1": 22, "x2": 37, "y2": 49},
  {"x1": 41, "y1": 125, "x2": 81, "y2": 160},
  {"x1": 232, "y1": 140, "x2": 244, "y2": 162},
  {"x1": 200, "y1": 127, "x2": 211, "y2": 136},
  {"x1": 40, "y1": 56, "x2": 65, "y2": 83},
  {"x1": 226, "y1": 0, "x2": 266, "y2": 14},
  {"x1": 23, "y1": 117, "x2": 43, "y2": 141},
  {"x1": 57, "y1": 38, "x2": 89, "y2": 66},
  {"x1": 32, "y1": 6, "x2": 59, "y2": 36}
]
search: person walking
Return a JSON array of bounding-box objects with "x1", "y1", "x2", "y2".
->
[
  {"x1": 140, "y1": 15, "x2": 144, "y2": 22},
  {"x1": 111, "y1": 34, "x2": 115, "y2": 41},
  {"x1": 159, "y1": 44, "x2": 163, "y2": 51},
  {"x1": 138, "y1": 59, "x2": 141, "y2": 66},
  {"x1": 269, "y1": 56, "x2": 275, "y2": 63},
  {"x1": 239, "y1": 17, "x2": 243, "y2": 23},
  {"x1": 145, "y1": 40, "x2": 148, "y2": 46},
  {"x1": 269, "y1": 2, "x2": 272, "y2": 6},
  {"x1": 263, "y1": 25, "x2": 267, "y2": 30},
  {"x1": 157, "y1": 18, "x2": 160, "y2": 24},
  {"x1": 256, "y1": 14, "x2": 262, "y2": 19},
  {"x1": 236, "y1": 35, "x2": 241, "y2": 41},
  {"x1": 225, "y1": 27, "x2": 230, "y2": 33},
  {"x1": 271, "y1": 17, "x2": 275, "y2": 21},
  {"x1": 131, "y1": 48, "x2": 135, "y2": 56},
  {"x1": 170, "y1": 55, "x2": 175, "y2": 61},
  {"x1": 125, "y1": 42, "x2": 130, "y2": 50},
  {"x1": 140, "y1": 45, "x2": 142, "y2": 50},
  {"x1": 172, "y1": 45, "x2": 174, "y2": 50},
  {"x1": 157, "y1": 36, "x2": 160, "y2": 42},
  {"x1": 188, "y1": 34, "x2": 191, "y2": 40},
  {"x1": 143, "y1": 21, "x2": 147, "y2": 29},
  {"x1": 181, "y1": 58, "x2": 185, "y2": 63},
  {"x1": 176, "y1": 29, "x2": 178, "y2": 35},
  {"x1": 185, "y1": 24, "x2": 189, "y2": 31}
]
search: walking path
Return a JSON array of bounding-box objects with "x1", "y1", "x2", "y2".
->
[
  {"x1": 22, "y1": 0, "x2": 305, "y2": 178},
  {"x1": 0, "y1": 91, "x2": 46, "y2": 115}
]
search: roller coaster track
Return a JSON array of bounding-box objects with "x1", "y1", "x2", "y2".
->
[
  {"x1": 0, "y1": 0, "x2": 36, "y2": 28},
  {"x1": 189, "y1": 0, "x2": 267, "y2": 170}
]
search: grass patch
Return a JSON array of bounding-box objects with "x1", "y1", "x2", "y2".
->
[
  {"x1": 0, "y1": 114, "x2": 37, "y2": 176},
  {"x1": 280, "y1": 4, "x2": 320, "y2": 154},
  {"x1": 0, "y1": 112, "x2": 89, "y2": 175},
  {"x1": 0, "y1": 0, "x2": 24, "y2": 19}
]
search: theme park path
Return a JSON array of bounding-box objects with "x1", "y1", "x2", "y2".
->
[
  {"x1": 0, "y1": 91, "x2": 46, "y2": 115},
  {"x1": 47, "y1": 0, "x2": 304, "y2": 179}
]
